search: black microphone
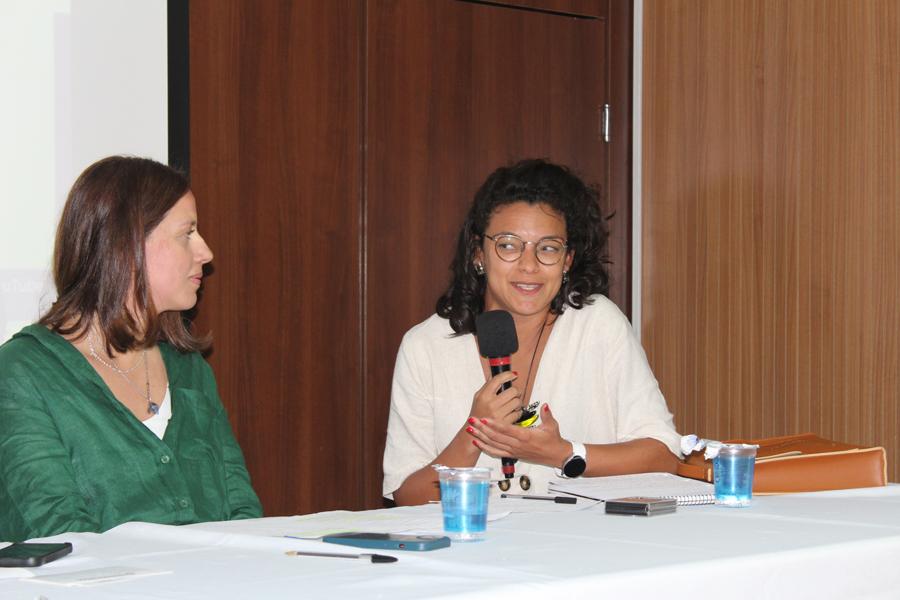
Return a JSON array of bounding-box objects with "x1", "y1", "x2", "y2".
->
[{"x1": 475, "y1": 310, "x2": 519, "y2": 480}]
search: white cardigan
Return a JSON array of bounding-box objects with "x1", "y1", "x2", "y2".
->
[{"x1": 382, "y1": 295, "x2": 682, "y2": 498}]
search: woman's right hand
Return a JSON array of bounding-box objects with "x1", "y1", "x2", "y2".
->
[{"x1": 468, "y1": 371, "x2": 523, "y2": 425}]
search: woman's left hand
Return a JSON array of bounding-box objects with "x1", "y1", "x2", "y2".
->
[{"x1": 467, "y1": 404, "x2": 571, "y2": 468}]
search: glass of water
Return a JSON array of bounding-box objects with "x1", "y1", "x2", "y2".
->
[
  {"x1": 435, "y1": 466, "x2": 491, "y2": 541},
  {"x1": 713, "y1": 444, "x2": 758, "y2": 507}
]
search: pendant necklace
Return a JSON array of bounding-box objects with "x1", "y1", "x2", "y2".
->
[
  {"x1": 88, "y1": 332, "x2": 159, "y2": 415},
  {"x1": 516, "y1": 313, "x2": 552, "y2": 425},
  {"x1": 498, "y1": 313, "x2": 552, "y2": 493}
]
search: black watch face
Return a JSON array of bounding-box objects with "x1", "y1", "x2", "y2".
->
[{"x1": 563, "y1": 456, "x2": 587, "y2": 478}]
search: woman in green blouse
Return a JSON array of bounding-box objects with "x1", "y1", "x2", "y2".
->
[{"x1": 0, "y1": 156, "x2": 262, "y2": 542}]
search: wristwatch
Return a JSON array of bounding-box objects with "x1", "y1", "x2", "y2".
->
[{"x1": 557, "y1": 441, "x2": 587, "y2": 478}]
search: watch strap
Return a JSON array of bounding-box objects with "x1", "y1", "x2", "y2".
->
[{"x1": 556, "y1": 441, "x2": 587, "y2": 478}]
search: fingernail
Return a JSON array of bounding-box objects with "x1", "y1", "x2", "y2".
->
[
  {"x1": 513, "y1": 371, "x2": 519, "y2": 376},
  {"x1": 472, "y1": 440, "x2": 479, "y2": 447},
  {"x1": 543, "y1": 404, "x2": 549, "y2": 412},
  {"x1": 468, "y1": 417, "x2": 476, "y2": 424},
  {"x1": 481, "y1": 418, "x2": 488, "y2": 425},
  {"x1": 466, "y1": 426, "x2": 474, "y2": 434}
]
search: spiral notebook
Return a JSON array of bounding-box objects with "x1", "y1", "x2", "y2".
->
[{"x1": 548, "y1": 472, "x2": 716, "y2": 506}]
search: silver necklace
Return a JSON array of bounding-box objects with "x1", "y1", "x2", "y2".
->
[
  {"x1": 87, "y1": 332, "x2": 159, "y2": 415},
  {"x1": 87, "y1": 334, "x2": 146, "y2": 375}
]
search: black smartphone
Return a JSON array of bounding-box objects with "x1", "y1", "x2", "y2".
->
[
  {"x1": 0, "y1": 542, "x2": 73, "y2": 568},
  {"x1": 322, "y1": 532, "x2": 451, "y2": 551}
]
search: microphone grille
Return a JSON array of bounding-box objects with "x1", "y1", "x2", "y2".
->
[{"x1": 475, "y1": 310, "x2": 519, "y2": 357}]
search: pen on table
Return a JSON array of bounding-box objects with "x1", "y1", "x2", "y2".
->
[
  {"x1": 285, "y1": 550, "x2": 397, "y2": 563},
  {"x1": 500, "y1": 493, "x2": 577, "y2": 504}
]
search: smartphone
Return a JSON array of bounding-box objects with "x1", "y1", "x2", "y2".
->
[
  {"x1": 322, "y1": 532, "x2": 450, "y2": 551},
  {"x1": 0, "y1": 542, "x2": 73, "y2": 568}
]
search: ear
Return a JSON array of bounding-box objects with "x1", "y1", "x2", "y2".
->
[
  {"x1": 563, "y1": 249, "x2": 574, "y2": 272},
  {"x1": 473, "y1": 244, "x2": 485, "y2": 268}
]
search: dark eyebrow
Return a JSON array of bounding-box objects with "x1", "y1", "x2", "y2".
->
[
  {"x1": 495, "y1": 232, "x2": 565, "y2": 241},
  {"x1": 494, "y1": 231, "x2": 566, "y2": 240}
]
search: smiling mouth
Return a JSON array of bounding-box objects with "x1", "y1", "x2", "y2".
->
[{"x1": 513, "y1": 282, "x2": 542, "y2": 293}]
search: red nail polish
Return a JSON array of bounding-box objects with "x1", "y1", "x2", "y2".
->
[
  {"x1": 472, "y1": 440, "x2": 478, "y2": 447},
  {"x1": 481, "y1": 418, "x2": 488, "y2": 425},
  {"x1": 466, "y1": 426, "x2": 474, "y2": 434},
  {"x1": 513, "y1": 371, "x2": 519, "y2": 376},
  {"x1": 468, "y1": 417, "x2": 476, "y2": 425},
  {"x1": 543, "y1": 404, "x2": 549, "y2": 412}
]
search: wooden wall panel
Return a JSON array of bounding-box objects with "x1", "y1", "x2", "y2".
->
[
  {"x1": 186, "y1": 0, "x2": 631, "y2": 513},
  {"x1": 642, "y1": 0, "x2": 900, "y2": 480},
  {"x1": 492, "y1": 0, "x2": 604, "y2": 17},
  {"x1": 363, "y1": 0, "x2": 611, "y2": 506},
  {"x1": 189, "y1": 1, "x2": 364, "y2": 515}
]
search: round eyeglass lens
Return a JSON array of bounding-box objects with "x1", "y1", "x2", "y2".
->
[
  {"x1": 535, "y1": 239, "x2": 565, "y2": 265},
  {"x1": 493, "y1": 235, "x2": 524, "y2": 261}
]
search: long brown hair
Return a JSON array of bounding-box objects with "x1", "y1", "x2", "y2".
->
[{"x1": 39, "y1": 156, "x2": 209, "y2": 353}]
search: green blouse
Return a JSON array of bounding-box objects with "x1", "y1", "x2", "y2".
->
[{"x1": 0, "y1": 325, "x2": 262, "y2": 542}]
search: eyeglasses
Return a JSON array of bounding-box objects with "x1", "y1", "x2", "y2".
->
[{"x1": 483, "y1": 233, "x2": 568, "y2": 266}]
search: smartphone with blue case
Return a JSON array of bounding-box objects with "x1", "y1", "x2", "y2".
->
[{"x1": 322, "y1": 532, "x2": 450, "y2": 551}]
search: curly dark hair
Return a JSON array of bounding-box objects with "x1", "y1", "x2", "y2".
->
[{"x1": 436, "y1": 159, "x2": 610, "y2": 334}]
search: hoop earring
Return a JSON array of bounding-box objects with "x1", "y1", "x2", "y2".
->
[{"x1": 474, "y1": 262, "x2": 485, "y2": 276}]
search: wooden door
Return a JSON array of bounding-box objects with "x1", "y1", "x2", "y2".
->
[{"x1": 363, "y1": 0, "x2": 611, "y2": 505}]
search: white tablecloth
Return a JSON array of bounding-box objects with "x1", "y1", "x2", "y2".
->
[{"x1": 2, "y1": 486, "x2": 899, "y2": 599}]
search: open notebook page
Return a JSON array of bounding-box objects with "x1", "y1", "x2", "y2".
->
[{"x1": 549, "y1": 472, "x2": 716, "y2": 505}]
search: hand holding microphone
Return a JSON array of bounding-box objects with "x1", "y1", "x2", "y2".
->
[
  {"x1": 474, "y1": 310, "x2": 526, "y2": 480},
  {"x1": 469, "y1": 372, "x2": 522, "y2": 424}
]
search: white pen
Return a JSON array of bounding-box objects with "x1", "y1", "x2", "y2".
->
[{"x1": 285, "y1": 550, "x2": 397, "y2": 563}]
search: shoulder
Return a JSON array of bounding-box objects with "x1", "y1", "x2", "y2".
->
[
  {"x1": 160, "y1": 344, "x2": 216, "y2": 389},
  {"x1": 0, "y1": 325, "x2": 41, "y2": 358},
  {"x1": 554, "y1": 296, "x2": 636, "y2": 352},
  {"x1": 399, "y1": 313, "x2": 463, "y2": 351},
  {"x1": 395, "y1": 313, "x2": 474, "y2": 374},
  {"x1": 0, "y1": 325, "x2": 64, "y2": 376},
  {"x1": 562, "y1": 295, "x2": 631, "y2": 331},
  {"x1": 161, "y1": 344, "x2": 208, "y2": 365},
  {"x1": 0, "y1": 325, "x2": 77, "y2": 403}
]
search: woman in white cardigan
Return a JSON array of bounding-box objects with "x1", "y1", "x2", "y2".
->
[{"x1": 383, "y1": 159, "x2": 681, "y2": 506}]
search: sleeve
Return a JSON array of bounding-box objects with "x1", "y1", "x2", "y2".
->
[
  {"x1": 0, "y1": 370, "x2": 101, "y2": 541},
  {"x1": 382, "y1": 332, "x2": 438, "y2": 499},
  {"x1": 200, "y1": 361, "x2": 263, "y2": 519},
  {"x1": 604, "y1": 314, "x2": 683, "y2": 457}
]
